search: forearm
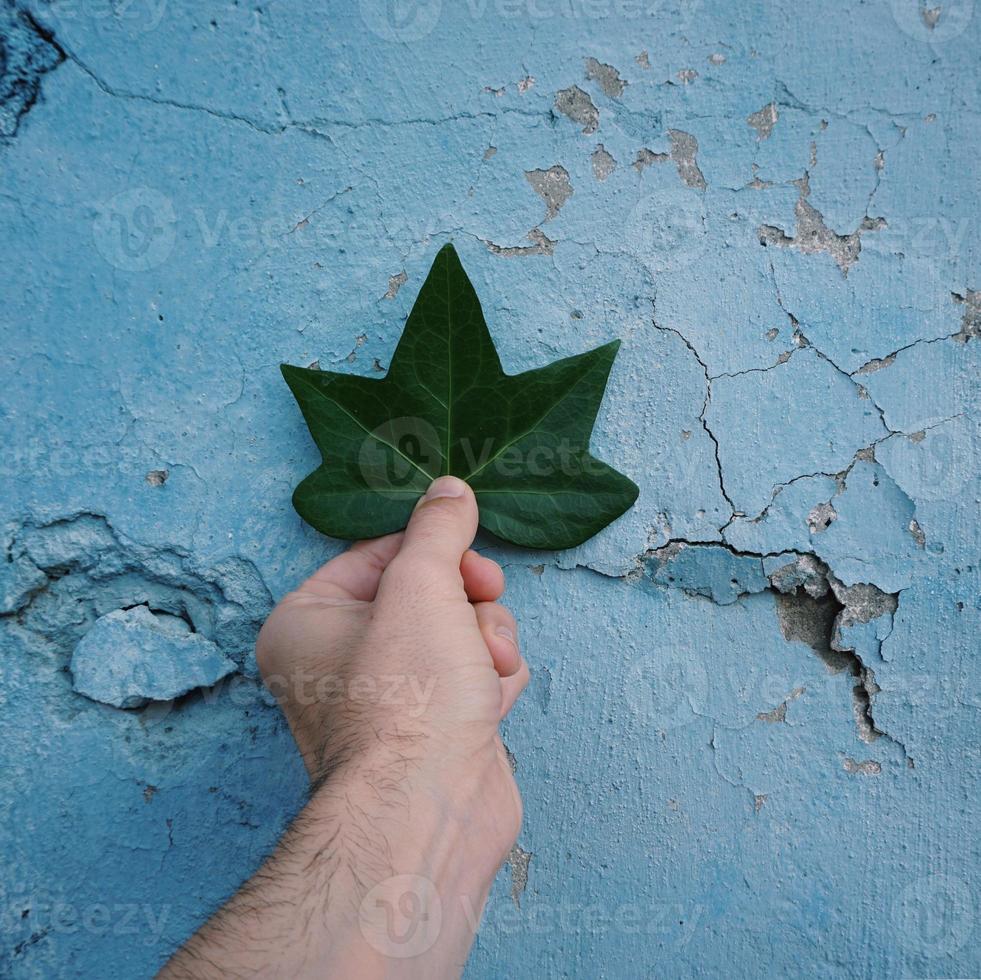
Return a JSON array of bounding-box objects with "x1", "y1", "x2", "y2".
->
[{"x1": 158, "y1": 752, "x2": 505, "y2": 980}]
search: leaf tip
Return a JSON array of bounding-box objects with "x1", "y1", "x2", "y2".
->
[{"x1": 625, "y1": 476, "x2": 641, "y2": 506}]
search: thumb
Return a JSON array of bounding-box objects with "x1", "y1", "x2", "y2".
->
[{"x1": 390, "y1": 476, "x2": 479, "y2": 587}]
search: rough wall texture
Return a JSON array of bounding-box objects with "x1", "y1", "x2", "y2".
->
[{"x1": 1, "y1": 0, "x2": 978, "y2": 976}]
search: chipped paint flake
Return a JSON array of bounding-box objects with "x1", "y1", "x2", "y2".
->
[
  {"x1": 843, "y1": 758, "x2": 881, "y2": 775},
  {"x1": 591, "y1": 144, "x2": 617, "y2": 180},
  {"x1": 70, "y1": 606, "x2": 237, "y2": 709},
  {"x1": 584, "y1": 57, "x2": 626, "y2": 98},
  {"x1": 384, "y1": 270, "x2": 407, "y2": 299},
  {"x1": 633, "y1": 147, "x2": 670, "y2": 172},
  {"x1": 525, "y1": 165, "x2": 573, "y2": 221},
  {"x1": 747, "y1": 102, "x2": 778, "y2": 140},
  {"x1": 758, "y1": 175, "x2": 885, "y2": 275},
  {"x1": 554, "y1": 84, "x2": 599, "y2": 134},
  {"x1": 508, "y1": 844, "x2": 532, "y2": 907},
  {"x1": 668, "y1": 129, "x2": 707, "y2": 190}
]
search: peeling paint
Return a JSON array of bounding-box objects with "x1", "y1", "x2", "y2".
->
[
  {"x1": 843, "y1": 758, "x2": 881, "y2": 775},
  {"x1": 806, "y1": 501, "x2": 837, "y2": 533},
  {"x1": 70, "y1": 605, "x2": 237, "y2": 708},
  {"x1": 553, "y1": 84, "x2": 599, "y2": 134},
  {"x1": 384, "y1": 270, "x2": 407, "y2": 299},
  {"x1": 591, "y1": 144, "x2": 617, "y2": 181},
  {"x1": 952, "y1": 289, "x2": 980, "y2": 342},
  {"x1": 747, "y1": 102, "x2": 778, "y2": 140},
  {"x1": 668, "y1": 129, "x2": 707, "y2": 190},
  {"x1": 0, "y1": 513, "x2": 271, "y2": 672},
  {"x1": 485, "y1": 227, "x2": 556, "y2": 257},
  {"x1": 524, "y1": 165, "x2": 573, "y2": 221},
  {"x1": 758, "y1": 174, "x2": 884, "y2": 275},
  {"x1": 507, "y1": 844, "x2": 532, "y2": 908},
  {"x1": 633, "y1": 147, "x2": 669, "y2": 172},
  {"x1": 757, "y1": 687, "x2": 804, "y2": 723},
  {"x1": 584, "y1": 57, "x2": 625, "y2": 98}
]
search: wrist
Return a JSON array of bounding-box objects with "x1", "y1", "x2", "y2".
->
[
  {"x1": 308, "y1": 739, "x2": 516, "y2": 888},
  {"x1": 295, "y1": 750, "x2": 514, "y2": 976}
]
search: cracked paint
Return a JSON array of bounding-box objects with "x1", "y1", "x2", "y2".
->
[
  {"x1": 759, "y1": 174, "x2": 884, "y2": 275},
  {"x1": 1, "y1": 1, "x2": 979, "y2": 977}
]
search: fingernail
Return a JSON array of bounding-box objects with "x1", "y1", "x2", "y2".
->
[
  {"x1": 495, "y1": 625, "x2": 517, "y2": 645},
  {"x1": 422, "y1": 476, "x2": 467, "y2": 501}
]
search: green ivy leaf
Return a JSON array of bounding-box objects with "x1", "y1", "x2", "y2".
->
[{"x1": 281, "y1": 244, "x2": 638, "y2": 549}]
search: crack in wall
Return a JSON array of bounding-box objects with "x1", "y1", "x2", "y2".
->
[
  {"x1": 758, "y1": 174, "x2": 885, "y2": 275},
  {"x1": 851, "y1": 293, "x2": 978, "y2": 374},
  {"x1": 484, "y1": 227, "x2": 556, "y2": 257},
  {"x1": 651, "y1": 320, "x2": 737, "y2": 518},
  {"x1": 636, "y1": 541, "x2": 908, "y2": 761},
  {"x1": 27, "y1": 20, "x2": 541, "y2": 140}
]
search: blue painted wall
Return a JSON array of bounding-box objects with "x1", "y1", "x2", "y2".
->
[{"x1": 1, "y1": 0, "x2": 978, "y2": 976}]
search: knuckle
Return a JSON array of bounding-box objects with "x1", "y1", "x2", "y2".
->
[{"x1": 384, "y1": 554, "x2": 461, "y2": 604}]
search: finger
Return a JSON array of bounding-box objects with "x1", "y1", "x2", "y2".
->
[
  {"x1": 384, "y1": 477, "x2": 478, "y2": 596},
  {"x1": 460, "y1": 550, "x2": 505, "y2": 603},
  {"x1": 295, "y1": 532, "x2": 404, "y2": 601},
  {"x1": 499, "y1": 659, "x2": 530, "y2": 719},
  {"x1": 473, "y1": 601, "x2": 521, "y2": 677}
]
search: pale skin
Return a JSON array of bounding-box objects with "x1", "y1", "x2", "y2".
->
[{"x1": 159, "y1": 476, "x2": 529, "y2": 979}]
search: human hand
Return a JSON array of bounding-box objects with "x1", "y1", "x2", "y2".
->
[
  {"x1": 256, "y1": 475, "x2": 529, "y2": 870},
  {"x1": 162, "y1": 478, "x2": 529, "y2": 979}
]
